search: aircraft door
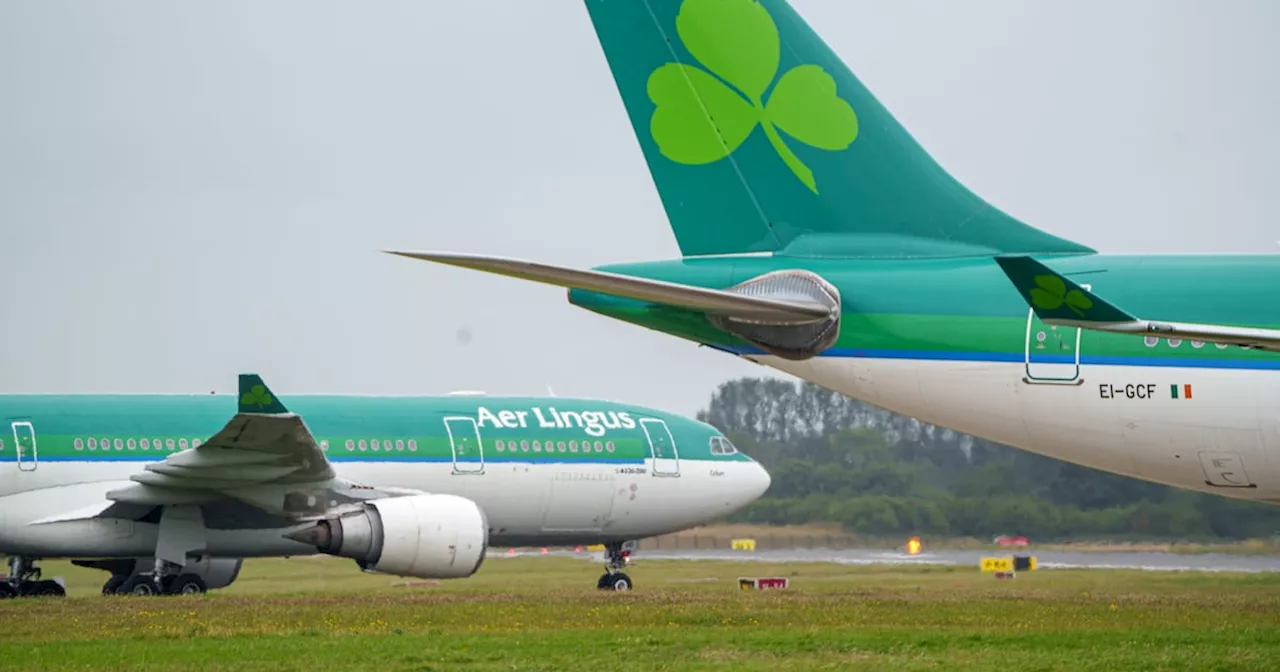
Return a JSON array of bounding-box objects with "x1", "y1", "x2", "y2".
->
[
  {"x1": 1022, "y1": 311, "x2": 1085, "y2": 385},
  {"x1": 444, "y1": 417, "x2": 484, "y2": 474},
  {"x1": 1022, "y1": 282, "x2": 1094, "y2": 384},
  {"x1": 640, "y1": 418, "x2": 680, "y2": 476},
  {"x1": 10, "y1": 420, "x2": 37, "y2": 472}
]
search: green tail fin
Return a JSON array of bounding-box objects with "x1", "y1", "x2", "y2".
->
[
  {"x1": 584, "y1": 0, "x2": 1093, "y2": 258},
  {"x1": 237, "y1": 374, "x2": 289, "y2": 414},
  {"x1": 995, "y1": 256, "x2": 1135, "y2": 324}
]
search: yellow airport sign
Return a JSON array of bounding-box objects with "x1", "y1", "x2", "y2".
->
[
  {"x1": 980, "y1": 557, "x2": 1013, "y2": 572},
  {"x1": 586, "y1": 544, "x2": 605, "y2": 552},
  {"x1": 980, "y1": 555, "x2": 1037, "y2": 573},
  {"x1": 731, "y1": 538, "x2": 757, "y2": 551}
]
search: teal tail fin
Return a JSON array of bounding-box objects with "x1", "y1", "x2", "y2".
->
[
  {"x1": 995, "y1": 256, "x2": 1135, "y2": 324},
  {"x1": 584, "y1": 0, "x2": 1092, "y2": 258},
  {"x1": 237, "y1": 374, "x2": 289, "y2": 414}
]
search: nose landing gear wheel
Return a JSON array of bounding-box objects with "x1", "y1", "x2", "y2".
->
[
  {"x1": 598, "y1": 572, "x2": 632, "y2": 591},
  {"x1": 596, "y1": 541, "x2": 637, "y2": 591}
]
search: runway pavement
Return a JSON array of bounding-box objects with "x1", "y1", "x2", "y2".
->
[{"x1": 494, "y1": 546, "x2": 1280, "y2": 572}]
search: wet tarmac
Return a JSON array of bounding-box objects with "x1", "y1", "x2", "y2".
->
[{"x1": 495, "y1": 547, "x2": 1280, "y2": 573}]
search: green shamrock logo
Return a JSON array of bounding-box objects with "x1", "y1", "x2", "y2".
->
[
  {"x1": 646, "y1": 0, "x2": 858, "y2": 194},
  {"x1": 1030, "y1": 274, "x2": 1093, "y2": 317},
  {"x1": 241, "y1": 384, "x2": 273, "y2": 409}
]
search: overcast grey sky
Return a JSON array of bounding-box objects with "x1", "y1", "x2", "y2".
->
[{"x1": 1, "y1": 1, "x2": 1277, "y2": 416}]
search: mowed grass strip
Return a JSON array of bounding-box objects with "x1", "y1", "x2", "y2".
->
[{"x1": 2, "y1": 556, "x2": 1279, "y2": 671}]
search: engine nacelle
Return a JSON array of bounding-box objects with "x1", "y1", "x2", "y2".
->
[
  {"x1": 286, "y1": 494, "x2": 489, "y2": 579},
  {"x1": 707, "y1": 269, "x2": 841, "y2": 360}
]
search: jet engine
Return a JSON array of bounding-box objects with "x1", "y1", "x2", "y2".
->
[
  {"x1": 285, "y1": 494, "x2": 488, "y2": 579},
  {"x1": 706, "y1": 269, "x2": 841, "y2": 360}
]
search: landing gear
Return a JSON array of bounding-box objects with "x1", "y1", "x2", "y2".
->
[
  {"x1": 596, "y1": 541, "x2": 637, "y2": 591},
  {"x1": 107, "y1": 561, "x2": 208, "y2": 597},
  {"x1": 1, "y1": 557, "x2": 66, "y2": 598},
  {"x1": 102, "y1": 574, "x2": 128, "y2": 595}
]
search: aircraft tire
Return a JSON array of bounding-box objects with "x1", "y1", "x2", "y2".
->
[
  {"x1": 120, "y1": 575, "x2": 159, "y2": 597},
  {"x1": 31, "y1": 580, "x2": 65, "y2": 597},
  {"x1": 0, "y1": 583, "x2": 15, "y2": 599},
  {"x1": 601, "y1": 573, "x2": 632, "y2": 591},
  {"x1": 168, "y1": 574, "x2": 207, "y2": 596},
  {"x1": 103, "y1": 575, "x2": 128, "y2": 595}
]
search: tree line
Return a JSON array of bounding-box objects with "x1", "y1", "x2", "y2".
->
[{"x1": 698, "y1": 378, "x2": 1280, "y2": 540}]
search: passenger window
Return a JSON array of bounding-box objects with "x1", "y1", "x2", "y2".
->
[
  {"x1": 558, "y1": 441, "x2": 566, "y2": 452},
  {"x1": 533, "y1": 440, "x2": 542, "y2": 452},
  {"x1": 521, "y1": 440, "x2": 530, "y2": 452},
  {"x1": 495, "y1": 440, "x2": 505, "y2": 452}
]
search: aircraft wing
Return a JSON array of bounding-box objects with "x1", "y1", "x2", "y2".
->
[
  {"x1": 995, "y1": 255, "x2": 1280, "y2": 351},
  {"x1": 385, "y1": 251, "x2": 832, "y2": 323},
  {"x1": 101, "y1": 374, "x2": 348, "y2": 518}
]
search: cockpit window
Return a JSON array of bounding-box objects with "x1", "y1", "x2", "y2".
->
[{"x1": 709, "y1": 436, "x2": 739, "y2": 455}]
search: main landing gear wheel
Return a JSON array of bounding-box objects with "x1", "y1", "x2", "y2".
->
[
  {"x1": 120, "y1": 575, "x2": 160, "y2": 596},
  {"x1": 596, "y1": 541, "x2": 637, "y2": 591},
  {"x1": 103, "y1": 575, "x2": 128, "y2": 595},
  {"x1": 168, "y1": 574, "x2": 207, "y2": 596},
  {"x1": 28, "y1": 581, "x2": 65, "y2": 597},
  {"x1": 4, "y1": 557, "x2": 65, "y2": 599},
  {"x1": 114, "y1": 573, "x2": 207, "y2": 596}
]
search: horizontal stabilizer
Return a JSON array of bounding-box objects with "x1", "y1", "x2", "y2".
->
[
  {"x1": 996, "y1": 255, "x2": 1280, "y2": 351},
  {"x1": 386, "y1": 251, "x2": 831, "y2": 323},
  {"x1": 995, "y1": 255, "x2": 1135, "y2": 324}
]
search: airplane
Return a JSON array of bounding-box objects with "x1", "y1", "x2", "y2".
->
[
  {"x1": 0, "y1": 374, "x2": 771, "y2": 598},
  {"x1": 390, "y1": 0, "x2": 1280, "y2": 506}
]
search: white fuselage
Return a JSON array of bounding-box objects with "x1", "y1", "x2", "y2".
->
[
  {"x1": 0, "y1": 457, "x2": 768, "y2": 558},
  {"x1": 760, "y1": 354, "x2": 1280, "y2": 503}
]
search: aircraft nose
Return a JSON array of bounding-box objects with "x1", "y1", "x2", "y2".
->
[{"x1": 743, "y1": 462, "x2": 771, "y2": 503}]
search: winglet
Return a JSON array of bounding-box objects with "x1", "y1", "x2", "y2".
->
[
  {"x1": 238, "y1": 374, "x2": 290, "y2": 414},
  {"x1": 994, "y1": 256, "x2": 1135, "y2": 324}
]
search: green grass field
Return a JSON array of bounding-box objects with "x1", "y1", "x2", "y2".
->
[{"x1": 3, "y1": 555, "x2": 1279, "y2": 671}]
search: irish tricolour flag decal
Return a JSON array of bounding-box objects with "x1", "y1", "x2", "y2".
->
[{"x1": 1170, "y1": 384, "x2": 1193, "y2": 399}]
